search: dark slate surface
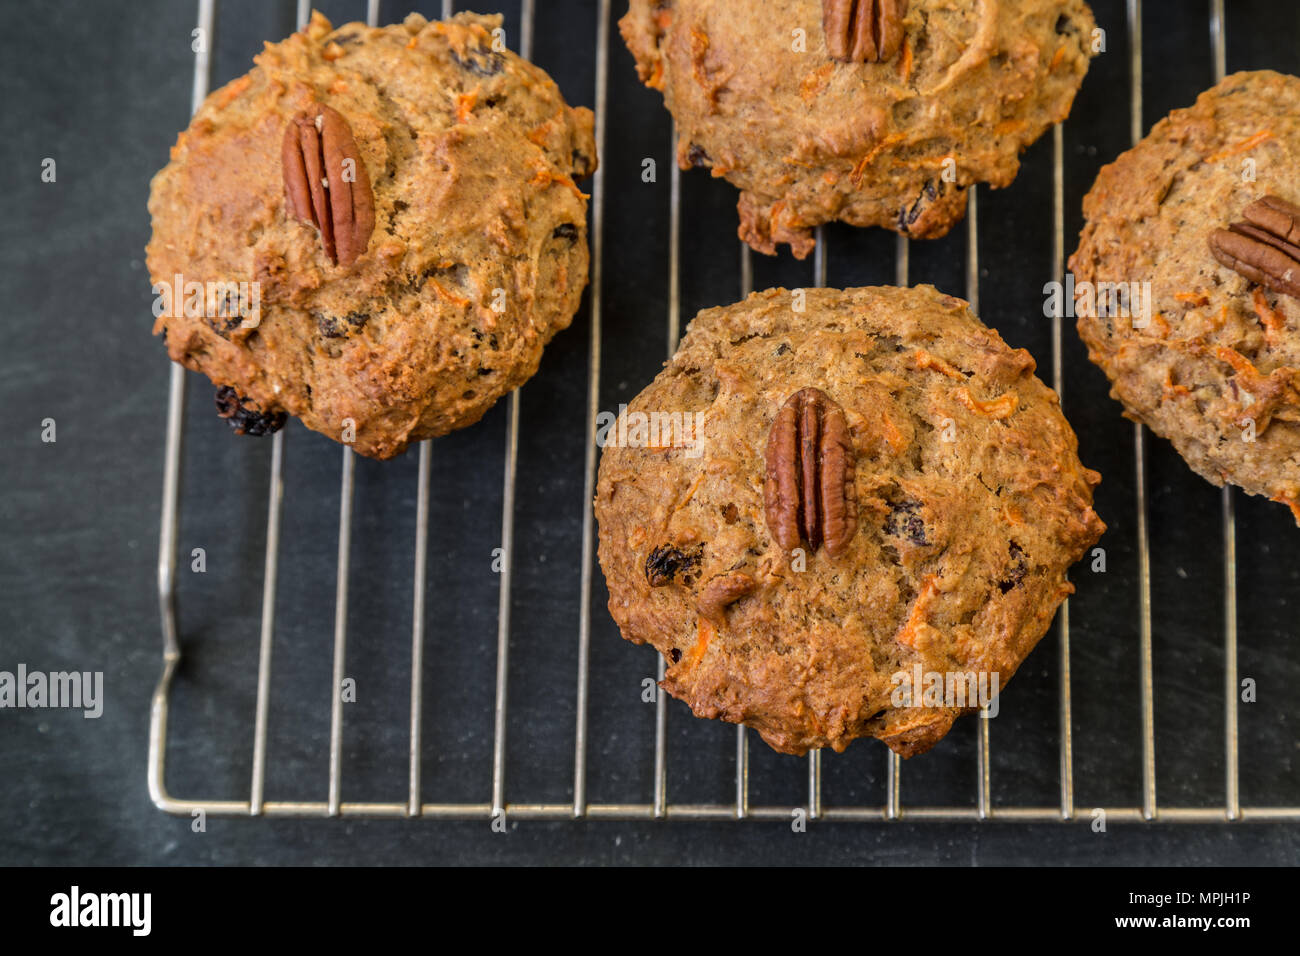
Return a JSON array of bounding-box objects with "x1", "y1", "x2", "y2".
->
[{"x1": 1, "y1": 0, "x2": 1298, "y2": 865}]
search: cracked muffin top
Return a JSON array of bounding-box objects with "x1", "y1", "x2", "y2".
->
[
  {"x1": 619, "y1": 0, "x2": 1095, "y2": 258},
  {"x1": 595, "y1": 286, "x2": 1105, "y2": 757},
  {"x1": 1071, "y1": 70, "x2": 1300, "y2": 523},
  {"x1": 147, "y1": 11, "x2": 596, "y2": 458}
]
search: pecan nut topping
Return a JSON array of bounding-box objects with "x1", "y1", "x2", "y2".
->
[
  {"x1": 822, "y1": 0, "x2": 907, "y2": 64},
  {"x1": 281, "y1": 104, "x2": 375, "y2": 267},
  {"x1": 1209, "y1": 194, "x2": 1300, "y2": 298},
  {"x1": 763, "y1": 387, "x2": 858, "y2": 557}
]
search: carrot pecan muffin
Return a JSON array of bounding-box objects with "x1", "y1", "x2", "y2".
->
[
  {"x1": 1071, "y1": 71, "x2": 1300, "y2": 522},
  {"x1": 147, "y1": 11, "x2": 596, "y2": 458},
  {"x1": 595, "y1": 286, "x2": 1105, "y2": 756},
  {"x1": 619, "y1": 0, "x2": 1095, "y2": 257}
]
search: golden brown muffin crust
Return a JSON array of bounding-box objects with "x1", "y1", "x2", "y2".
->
[
  {"x1": 148, "y1": 12, "x2": 596, "y2": 458},
  {"x1": 620, "y1": 0, "x2": 1095, "y2": 257},
  {"x1": 1071, "y1": 70, "x2": 1300, "y2": 521},
  {"x1": 595, "y1": 286, "x2": 1105, "y2": 756}
]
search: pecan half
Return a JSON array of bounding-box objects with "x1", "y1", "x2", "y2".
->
[
  {"x1": 764, "y1": 387, "x2": 858, "y2": 557},
  {"x1": 822, "y1": 0, "x2": 907, "y2": 64},
  {"x1": 1209, "y1": 195, "x2": 1300, "y2": 298},
  {"x1": 282, "y1": 104, "x2": 375, "y2": 267}
]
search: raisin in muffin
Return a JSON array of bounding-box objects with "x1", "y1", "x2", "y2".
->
[
  {"x1": 619, "y1": 0, "x2": 1095, "y2": 258},
  {"x1": 595, "y1": 286, "x2": 1105, "y2": 757},
  {"x1": 1071, "y1": 71, "x2": 1300, "y2": 522},
  {"x1": 147, "y1": 11, "x2": 596, "y2": 458}
]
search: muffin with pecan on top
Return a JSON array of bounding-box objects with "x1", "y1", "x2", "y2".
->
[
  {"x1": 1071, "y1": 70, "x2": 1300, "y2": 522},
  {"x1": 595, "y1": 286, "x2": 1105, "y2": 756},
  {"x1": 148, "y1": 11, "x2": 596, "y2": 458},
  {"x1": 620, "y1": 0, "x2": 1095, "y2": 257}
]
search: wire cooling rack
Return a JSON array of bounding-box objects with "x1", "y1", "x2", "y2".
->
[{"x1": 150, "y1": 0, "x2": 1300, "y2": 822}]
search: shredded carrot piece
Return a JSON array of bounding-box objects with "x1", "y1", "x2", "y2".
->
[
  {"x1": 1205, "y1": 130, "x2": 1273, "y2": 162},
  {"x1": 1273, "y1": 495, "x2": 1300, "y2": 524},
  {"x1": 1050, "y1": 44, "x2": 1066, "y2": 70},
  {"x1": 851, "y1": 134, "x2": 904, "y2": 185},
  {"x1": 896, "y1": 575, "x2": 941, "y2": 649},
  {"x1": 955, "y1": 387, "x2": 1019, "y2": 419},
  {"x1": 429, "y1": 279, "x2": 470, "y2": 308},
  {"x1": 681, "y1": 617, "x2": 715, "y2": 669},
  {"x1": 1215, "y1": 345, "x2": 1257, "y2": 378},
  {"x1": 528, "y1": 168, "x2": 589, "y2": 200},
  {"x1": 897, "y1": 37, "x2": 913, "y2": 82},
  {"x1": 1174, "y1": 291, "x2": 1209, "y2": 307},
  {"x1": 1252, "y1": 288, "x2": 1286, "y2": 346},
  {"x1": 799, "y1": 64, "x2": 833, "y2": 102},
  {"x1": 648, "y1": 59, "x2": 665, "y2": 90},
  {"x1": 1148, "y1": 313, "x2": 1171, "y2": 337},
  {"x1": 455, "y1": 91, "x2": 476, "y2": 124},
  {"x1": 994, "y1": 119, "x2": 1026, "y2": 136},
  {"x1": 676, "y1": 471, "x2": 705, "y2": 507},
  {"x1": 914, "y1": 349, "x2": 965, "y2": 380},
  {"x1": 874, "y1": 410, "x2": 907, "y2": 455},
  {"x1": 526, "y1": 121, "x2": 553, "y2": 146},
  {"x1": 1162, "y1": 369, "x2": 1191, "y2": 399},
  {"x1": 214, "y1": 75, "x2": 251, "y2": 109},
  {"x1": 329, "y1": 79, "x2": 348, "y2": 94}
]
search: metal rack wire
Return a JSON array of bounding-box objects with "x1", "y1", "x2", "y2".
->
[{"x1": 149, "y1": 0, "x2": 1299, "y2": 822}]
